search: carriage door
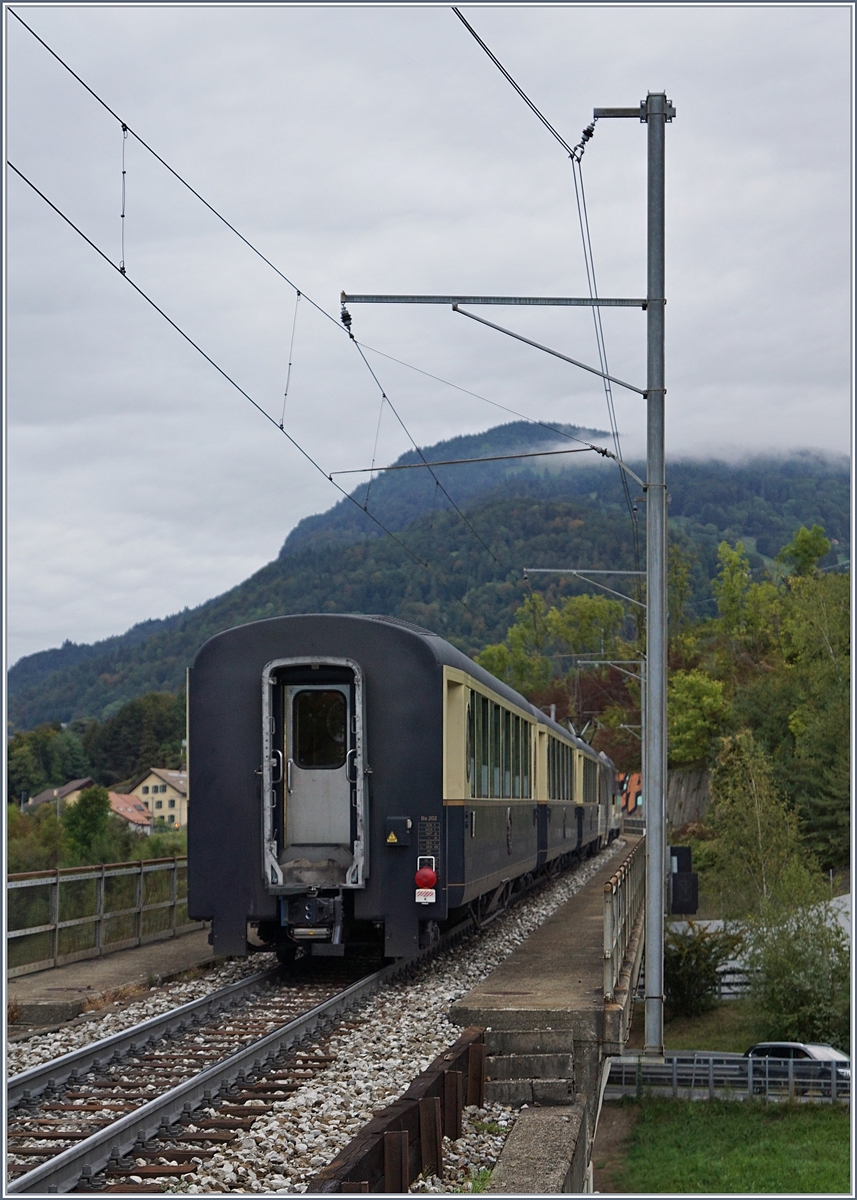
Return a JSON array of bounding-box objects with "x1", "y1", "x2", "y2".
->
[{"x1": 285, "y1": 685, "x2": 352, "y2": 846}]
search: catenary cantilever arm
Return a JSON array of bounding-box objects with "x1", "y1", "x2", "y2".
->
[{"x1": 453, "y1": 306, "x2": 648, "y2": 396}]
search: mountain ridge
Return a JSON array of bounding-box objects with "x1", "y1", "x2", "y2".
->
[{"x1": 8, "y1": 420, "x2": 849, "y2": 731}]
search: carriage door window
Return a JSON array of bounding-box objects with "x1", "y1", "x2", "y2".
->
[{"x1": 285, "y1": 686, "x2": 351, "y2": 846}]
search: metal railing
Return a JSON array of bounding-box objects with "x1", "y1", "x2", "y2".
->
[
  {"x1": 7, "y1": 857, "x2": 203, "y2": 978},
  {"x1": 603, "y1": 837, "x2": 645, "y2": 1001},
  {"x1": 605, "y1": 1053, "x2": 849, "y2": 1103}
]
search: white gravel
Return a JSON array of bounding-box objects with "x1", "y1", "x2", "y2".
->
[
  {"x1": 163, "y1": 842, "x2": 623, "y2": 1194},
  {"x1": 6, "y1": 953, "x2": 278, "y2": 1077}
]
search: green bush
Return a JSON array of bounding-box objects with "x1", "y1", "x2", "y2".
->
[
  {"x1": 664, "y1": 921, "x2": 743, "y2": 1018},
  {"x1": 748, "y1": 902, "x2": 850, "y2": 1052}
]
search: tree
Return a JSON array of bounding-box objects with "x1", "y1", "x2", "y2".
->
[
  {"x1": 545, "y1": 593, "x2": 626, "y2": 657},
  {"x1": 7, "y1": 723, "x2": 90, "y2": 800},
  {"x1": 476, "y1": 595, "x2": 552, "y2": 695},
  {"x1": 711, "y1": 541, "x2": 751, "y2": 636},
  {"x1": 668, "y1": 670, "x2": 728, "y2": 766},
  {"x1": 62, "y1": 785, "x2": 112, "y2": 864},
  {"x1": 741, "y1": 580, "x2": 781, "y2": 658},
  {"x1": 664, "y1": 921, "x2": 743, "y2": 1017},
  {"x1": 708, "y1": 730, "x2": 818, "y2": 917},
  {"x1": 476, "y1": 641, "x2": 551, "y2": 695},
  {"x1": 747, "y1": 902, "x2": 850, "y2": 1050},
  {"x1": 83, "y1": 692, "x2": 185, "y2": 786},
  {"x1": 777, "y1": 524, "x2": 831, "y2": 576},
  {"x1": 668, "y1": 539, "x2": 697, "y2": 642},
  {"x1": 780, "y1": 572, "x2": 850, "y2": 867}
]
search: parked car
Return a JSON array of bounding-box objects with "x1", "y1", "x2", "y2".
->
[{"x1": 744, "y1": 1042, "x2": 850, "y2": 1095}]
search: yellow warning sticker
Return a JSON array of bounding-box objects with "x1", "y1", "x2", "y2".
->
[{"x1": 386, "y1": 831, "x2": 398, "y2": 843}]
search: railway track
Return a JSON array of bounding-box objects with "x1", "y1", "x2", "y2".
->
[
  {"x1": 7, "y1": 848, "x2": 610, "y2": 1194},
  {"x1": 6, "y1": 956, "x2": 409, "y2": 1194}
]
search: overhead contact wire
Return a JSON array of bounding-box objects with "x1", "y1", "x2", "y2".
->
[
  {"x1": 363, "y1": 391, "x2": 386, "y2": 512},
  {"x1": 119, "y1": 124, "x2": 127, "y2": 273},
  {"x1": 13, "y1": 14, "x2": 609, "y2": 614},
  {"x1": 280, "y1": 291, "x2": 300, "y2": 429},
  {"x1": 12, "y1": 5, "x2": 614, "y2": 548},
  {"x1": 9, "y1": 8, "x2": 341, "y2": 333},
  {"x1": 350, "y1": 338, "x2": 505, "y2": 571},
  {"x1": 7, "y1": 161, "x2": 471, "y2": 615},
  {"x1": 452, "y1": 7, "x2": 576, "y2": 158},
  {"x1": 355, "y1": 341, "x2": 600, "y2": 448},
  {"x1": 453, "y1": 6, "x2": 643, "y2": 584},
  {"x1": 572, "y1": 159, "x2": 642, "y2": 578}
]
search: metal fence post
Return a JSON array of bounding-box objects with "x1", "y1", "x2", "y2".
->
[
  {"x1": 8, "y1": 857, "x2": 202, "y2": 976},
  {"x1": 603, "y1": 881, "x2": 615, "y2": 1001},
  {"x1": 136, "y1": 861, "x2": 144, "y2": 945},
  {"x1": 51, "y1": 869, "x2": 60, "y2": 966},
  {"x1": 95, "y1": 865, "x2": 105, "y2": 956}
]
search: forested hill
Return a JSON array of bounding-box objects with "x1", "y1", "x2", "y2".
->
[
  {"x1": 278, "y1": 421, "x2": 609, "y2": 555},
  {"x1": 8, "y1": 419, "x2": 849, "y2": 731}
]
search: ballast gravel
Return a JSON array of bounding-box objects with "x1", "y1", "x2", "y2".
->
[
  {"x1": 161, "y1": 842, "x2": 624, "y2": 1194},
  {"x1": 6, "y1": 953, "x2": 278, "y2": 1077}
]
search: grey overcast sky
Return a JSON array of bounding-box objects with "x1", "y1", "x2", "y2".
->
[{"x1": 4, "y1": 3, "x2": 852, "y2": 666}]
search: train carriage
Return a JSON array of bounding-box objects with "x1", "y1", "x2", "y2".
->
[{"x1": 188, "y1": 613, "x2": 619, "y2": 960}]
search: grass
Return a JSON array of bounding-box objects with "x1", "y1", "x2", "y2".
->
[
  {"x1": 454, "y1": 1167, "x2": 492, "y2": 1193},
  {"x1": 612, "y1": 1098, "x2": 851, "y2": 1193},
  {"x1": 626, "y1": 999, "x2": 767, "y2": 1053},
  {"x1": 471, "y1": 1121, "x2": 502, "y2": 1135}
]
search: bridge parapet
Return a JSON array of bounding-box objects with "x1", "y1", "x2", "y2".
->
[{"x1": 449, "y1": 837, "x2": 646, "y2": 1191}]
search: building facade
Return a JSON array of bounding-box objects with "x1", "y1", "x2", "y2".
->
[{"x1": 128, "y1": 768, "x2": 188, "y2": 830}]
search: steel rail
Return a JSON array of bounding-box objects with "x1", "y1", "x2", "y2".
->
[
  {"x1": 7, "y1": 850, "x2": 604, "y2": 1192},
  {"x1": 7, "y1": 958, "x2": 413, "y2": 1194},
  {"x1": 7, "y1": 965, "x2": 281, "y2": 1108}
]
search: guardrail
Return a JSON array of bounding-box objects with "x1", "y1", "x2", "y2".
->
[
  {"x1": 603, "y1": 837, "x2": 645, "y2": 1001},
  {"x1": 605, "y1": 1053, "x2": 849, "y2": 1103},
  {"x1": 7, "y1": 857, "x2": 203, "y2": 978}
]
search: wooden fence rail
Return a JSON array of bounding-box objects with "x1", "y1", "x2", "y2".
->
[
  {"x1": 7, "y1": 857, "x2": 203, "y2": 978},
  {"x1": 306, "y1": 1027, "x2": 486, "y2": 1193}
]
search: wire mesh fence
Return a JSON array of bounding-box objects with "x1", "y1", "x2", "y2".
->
[{"x1": 7, "y1": 858, "x2": 201, "y2": 977}]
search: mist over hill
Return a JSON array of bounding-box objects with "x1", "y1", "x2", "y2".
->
[
  {"x1": 279, "y1": 421, "x2": 608, "y2": 556},
  {"x1": 7, "y1": 420, "x2": 849, "y2": 731}
]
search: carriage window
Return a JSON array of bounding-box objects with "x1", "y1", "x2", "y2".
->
[
  {"x1": 477, "y1": 696, "x2": 484, "y2": 796},
  {"x1": 502, "y1": 708, "x2": 512, "y2": 798},
  {"x1": 293, "y1": 690, "x2": 347, "y2": 768},
  {"x1": 548, "y1": 736, "x2": 575, "y2": 802},
  {"x1": 491, "y1": 702, "x2": 502, "y2": 797},
  {"x1": 469, "y1": 691, "x2": 532, "y2": 800},
  {"x1": 512, "y1": 715, "x2": 520, "y2": 798},
  {"x1": 522, "y1": 723, "x2": 531, "y2": 798},
  {"x1": 583, "y1": 756, "x2": 598, "y2": 804}
]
